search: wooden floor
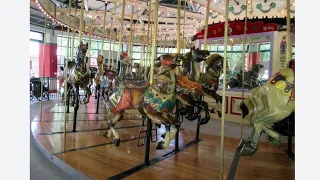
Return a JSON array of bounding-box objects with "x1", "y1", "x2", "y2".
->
[{"x1": 31, "y1": 97, "x2": 295, "y2": 180}]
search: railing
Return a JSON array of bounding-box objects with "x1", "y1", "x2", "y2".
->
[{"x1": 30, "y1": 77, "x2": 94, "y2": 102}]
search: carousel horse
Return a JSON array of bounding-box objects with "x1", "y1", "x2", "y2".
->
[
  {"x1": 103, "y1": 54, "x2": 181, "y2": 150},
  {"x1": 94, "y1": 55, "x2": 105, "y2": 99},
  {"x1": 116, "y1": 54, "x2": 134, "y2": 82},
  {"x1": 102, "y1": 69, "x2": 117, "y2": 103},
  {"x1": 162, "y1": 50, "x2": 227, "y2": 143},
  {"x1": 227, "y1": 64, "x2": 264, "y2": 89},
  {"x1": 66, "y1": 41, "x2": 92, "y2": 110},
  {"x1": 238, "y1": 60, "x2": 295, "y2": 155}
]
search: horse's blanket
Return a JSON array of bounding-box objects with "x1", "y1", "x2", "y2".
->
[
  {"x1": 176, "y1": 76, "x2": 202, "y2": 98},
  {"x1": 201, "y1": 73, "x2": 219, "y2": 91},
  {"x1": 143, "y1": 87, "x2": 176, "y2": 114},
  {"x1": 269, "y1": 67, "x2": 295, "y2": 103}
]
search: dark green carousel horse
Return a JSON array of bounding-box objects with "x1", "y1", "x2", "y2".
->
[{"x1": 65, "y1": 41, "x2": 92, "y2": 109}]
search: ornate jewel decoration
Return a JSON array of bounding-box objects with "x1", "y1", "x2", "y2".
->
[
  {"x1": 256, "y1": 2, "x2": 276, "y2": 13},
  {"x1": 229, "y1": 5, "x2": 247, "y2": 15}
]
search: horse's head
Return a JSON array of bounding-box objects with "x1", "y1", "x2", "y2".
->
[
  {"x1": 153, "y1": 54, "x2": 180, "y2": 92},
  {"x1": 192, "y1": 49, "x2": 210, "y2": 63},
  {"x1": 105, "y1": 69, "x2": 117, "y2": 80},
  {"x1": 206, "y1": 54, "x2": 228, "y2": 73},
  {"x1": 75, "y1": 41, "x2": 89, "y2": 65},
  {"x1": 97, "y1": 55, "x2": 104, "y2": 66},
  {"x1": 252, "y1": 64, "x2": 264, "y2": 73}
]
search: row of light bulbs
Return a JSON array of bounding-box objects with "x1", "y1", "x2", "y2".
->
[{"x1": 35, "y1": 0, "x2": 190, "y2": 43}]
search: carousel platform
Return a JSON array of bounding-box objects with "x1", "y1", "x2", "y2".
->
[{"x1": 31, "y1": 97, "x2": 295, "y2": 180}]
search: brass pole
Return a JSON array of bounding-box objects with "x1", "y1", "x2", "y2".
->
[
  {"x1": 150, "y1": 0, "x2": 159, "y2": 85},
  {"x1": 177, "y1": 0, "x2": 181, "y2": 54},
  {"x1": 220, "y1": 0, "x2": 230, "y2": 179},
  {"x1": 39, "y1": 0, "x2": 49, "y2": 121},
  {"x1": 183, "y1": 0, "x2": 186, "y2": 54},
  {"x1": 129, "y1": 6, "x2": 134, "y2": 58},
  {"x1": 101, "y1": 4, "x2": 108, "y2": 54},
  {"x1": 286, "y1": 0, "x2": 292, "y2": 63},
  {"x1": 144, "y1": 1, "x2": 152, "y2": 79},
  {"x1": 140, "y1": 27, "x2": 146, "y2": 78},
  {"x1": 63, "y1": 0, "x2": 72, "y2": 152},
  {"x1": 240, "y1": 0, "x2": 248, "y2": 139},
  {"x1": 116, "y1": 0, "x2": 126, "y2": 68},
  {"x1": 71, "y1": 8, "x2": 78, "y2": 59},
  {"x1": 202, "y1": 0, "x2": 211, "y2": 72},
  {"x1": 78, "y1": 0, "x2": 85, "y2": 43},
  {"x1": 88, "y1": 17, "x2": 94, "y2": 57}
]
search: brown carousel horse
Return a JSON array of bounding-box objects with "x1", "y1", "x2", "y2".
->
[
  {"x1": 238, "y1": 60, "x2": 295, "y2": 155},
  {"x1": 94, "y1": 55, "x2": 105, "y2": 99},
  {"x1": 176, "y1": 48, "x2": 228, "y2": 120},
  {"x1": 104, "y1": 54, "x2": 181, "y2": 150}
]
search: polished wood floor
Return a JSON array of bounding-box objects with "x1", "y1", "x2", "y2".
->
[{"x1": 31, "y1": 98, "x2": 295, "y2": 180}]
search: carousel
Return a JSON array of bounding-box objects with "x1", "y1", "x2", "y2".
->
[{"x1": 31, "y1": 0, "x2": 295, "y2": 179}]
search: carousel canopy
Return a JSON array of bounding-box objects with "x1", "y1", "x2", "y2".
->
[{"x1": 31, "y1": 0, "x2": 295, "y2": 45}]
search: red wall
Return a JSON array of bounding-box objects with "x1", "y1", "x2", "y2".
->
[
  {"x1": 38, "y1": 43, "x2": 57, "y2": 77},
  {"x1": 246, "y1": 52, "x2": 260, "y2": 71}
]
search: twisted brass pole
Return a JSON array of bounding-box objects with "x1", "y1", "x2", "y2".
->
[
  {"x1": 177, "y1": 0, "x2": 181, "y2": 54},
  {"x1": 101, "y1": 4, "x2": 108, "y2": 54},
  {"x1": 202, "y1": 0, "x2": 211, "y2": 73},
  {"x1": 144, "y1": 1, "x2": 152, "y2": 79},
  {"x1": 240, "y1": 0, "x2": 248, "y2": 140},
  {"x1": 116, "y1": 0, "x2": 126, "y2": 68},
  {"x1": 150, "y1": 0, "x2": 159, "y2": 85},
  {"x1": 286, "y1": 0, "x2": 292, "y2": 63},
  {"x1": 129, "y1": 6, "x2": 134, "y2": 58},
  {"x1": 63, "y1": 0, "x2": 72, "y2": 152},
  {"x1": 220, "y1": 0, "x2": 230, "y2": 179},
  {"x1": 183, "y1": 0, "x2": 186, "y2": 54},
  {"x1": 71, "y1": 7, "x2": 78, "y2": 59},
  {"x1": 39, "y1": 0, "x2": 49, "y2": 121},
  {"x1": 78, "y1": 0, "x2": 85, "y2": 43}
]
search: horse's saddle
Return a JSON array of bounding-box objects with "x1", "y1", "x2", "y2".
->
[
  {"x1": 176, "y1": 76, "x2": 202, "y2": 97},
  {"x1": 124, "y1": 80, "x2": 150, "y2": 89},
  {"x1": 270, "y1": 68, "x2": 295, "y2": 98}
]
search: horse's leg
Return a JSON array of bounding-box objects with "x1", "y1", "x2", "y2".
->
[
  {"x1": 82, "y1": 85, "x2": 91, "y2": 104},
  {"x1": 237, "y1": 127, "x2": 255, "y2": 149},
  {"x1": 95, "y1": 84, "x2": 99, "y2": 99},
  {"x1": 73, "y1": 84, "x2": 79, "y2": 111},
  {"x1": 263, "y1": 127, "x2": 281, "y2": 148},
  {"x1": 240, "y1": 106, "x2": 293, "y2": 155},
  {"x1": 199, "y1": 101, "x2": 210, "y2": 125},
  {"x1": 103, "y1": 112, "x2": 123, "y2": 146},
  {"x1": 156, "y1": 125, "x2": 171, "y2": 150},
  {"x1": 212, "y1": 93, "x2": 222, "y2": 118}
]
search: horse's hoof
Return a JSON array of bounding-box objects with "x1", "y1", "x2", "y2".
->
[
  {"x1": 113, "y1": 138, "x2": 120, "y2": 146},
  {"x1": 161, "y1": 133, "x2": 166, "y2": 139},
  {"x1": 267, "y1": 136, "x2": 280, "y2": 148},
  {"x1": 156, "y1": 141, "x2": 165, "y2": 150},
  {"x1": 237, "y1": 139, "x2": 247, "y2": 149},
  {"x1": 210, "y1": 109, "x2": 215, "y2": 113},
  {"x1": 103, "y1": 132, "x2": 108, "y2": 138},
  {"x1": 218, "y1": 111, "x2": 222, "y2": 118},
  {"x1": 239, "y1": 143, "x2": 258, "y2": 156}
]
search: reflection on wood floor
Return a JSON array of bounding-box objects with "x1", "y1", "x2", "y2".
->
[{"x1": 31, "y1": 98, "x2": 295, "y2": 180}]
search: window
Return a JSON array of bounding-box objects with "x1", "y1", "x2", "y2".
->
[
  {"x1": 200, "y1": 38, "x2": 272, "y2": 90},
  {"x1": 30, "y1": 31, "x2": 43, "y2": 42}
]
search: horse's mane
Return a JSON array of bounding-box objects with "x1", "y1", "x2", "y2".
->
[{"x1": 206, "y1": 54, "x2": 223, "y2": 66}]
